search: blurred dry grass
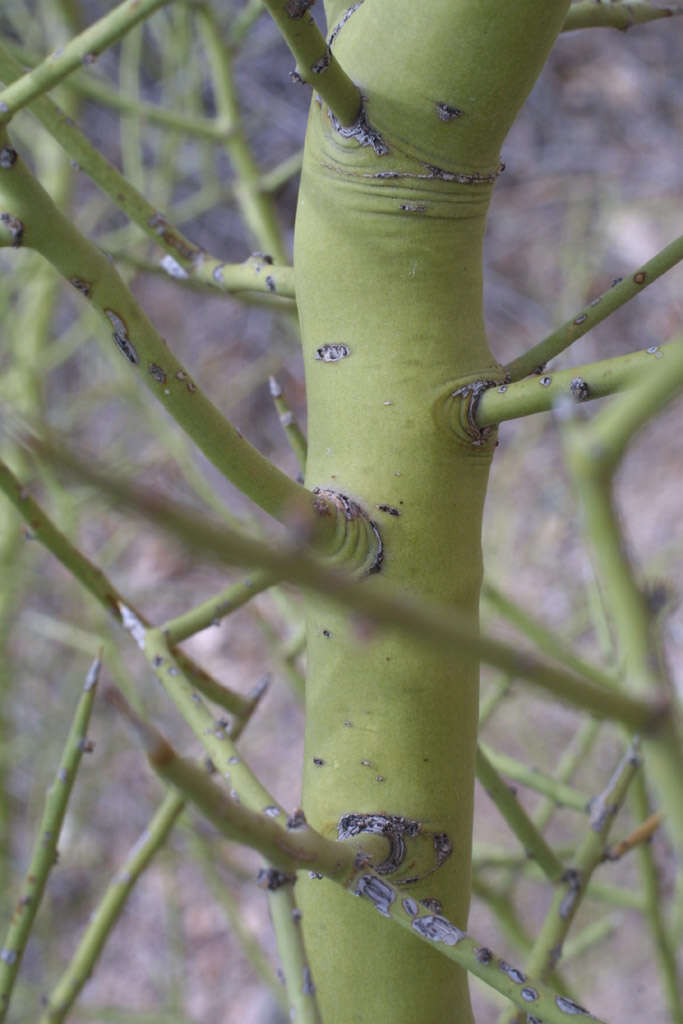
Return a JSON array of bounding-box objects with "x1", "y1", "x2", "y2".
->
[{"x1": 0, "y1": 3, "x2": 681, "y2": 1022}]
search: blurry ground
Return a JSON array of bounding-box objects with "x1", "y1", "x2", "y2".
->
[{"x1": 0, "y1": 3, "x2": 681, "y2": 1023}]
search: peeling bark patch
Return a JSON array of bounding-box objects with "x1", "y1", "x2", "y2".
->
[
  {"x1": 146, "y1": 211, "x2": 197, "y2": 261},
  {"x1": 368, "y1": 519, "x2": 384, "y2": 574},
  {"x1": 329, "y1": 2, "x2": 364, "y2": 46},
  {"x1": 355, "y1": 875, "x2": 395, "y2": 917},
  {"x1": 498, "y1": 960, "x2": 526, "y2": 984},
  {"x1": 175, "y1": 369, "x2": 197, "y2": 393},
  {"x1": 435, "y1": 102, "x2": 463, "y2": 121},
  {"x1": 1, "y1": 212, "x2": 23, "y2": 246},
  {"x1": 338, "y1": 812, "x2": 420, "y2": 875},
  {"x1": 433, "y1": 833, "x2": 452, "y2": 866},
  {"x1": 257, "y1": 867, "x2": 295, "y2": 890},
  {"x1": 104, "y1": 309, "x2": 138, "y2": 364},
  {"x1": 160, "y1": 254, "x2": 189, "y2": 280},
  {"x1": 556, "y1": 996, "x2": 590, "y2": 1015},
  {"x1": 287, "y1": 808, "x2": 307, "y2": 829},
  {"x1": 118, "y1": 603, "x2": 146, "y2": 648},
  {"x1": 0, "y1": 147, "x2": 18, "y2": 168},
  {"x1": 570, "y1": 376, "x2": 589, "y2": 402},
  {"x1": 329, "y1": 105, "x2": 388, "y2": 155},
  {"x1": 315, "y1": 343, "x2": 349, "y2": 362},
  {"x1": 286, "y1": 0, "x2": 315, "y2": 16},
  {"x1": 450, "y1": 378, "x2": 499, "y2": 447},
  {"x1": 412, "y1": 915, "x2": 465, "y2": 946},
  {"x1": 69, "y1": 277, "x2": 92, "y2": 298},
  {"x1": 302, "y1": 965, "x2": 315, "y2": 995},
  {"x1": 311, "y1": 48, "x2": 331, "y2": 73}
]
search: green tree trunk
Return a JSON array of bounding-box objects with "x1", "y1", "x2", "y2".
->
[{"x1": 295, "y1": 2, "x2": 571, "y2": 1019}]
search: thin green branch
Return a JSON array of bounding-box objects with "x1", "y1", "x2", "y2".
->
[
  {"x1": 501, "y1": 743, "x2": 640, "y2": 1024},
  {"x1": 38, "y1": 789, "x2": 185, "y2": 1024},
  {"x1": 482, "y1": 580, "x2": 618, "y2": 689},
  {"x1": 562, "y1": 1, "x2": 683, "y2": 32},
  {"x1": 478, "y1": 338, "x2": 682, "y2": 427},
  {"x1": 0, "y1": 655, "x2": 100, "y2": 1022},
  {"x1": 0, "y1": 39, "x2": 295, "y2": 298},
  {"x1": 160, "y1": 570, "x2": 279, "y2": 645},
  {"x1": 131, "y1": 625, "x2": 280, "y2": 814},
  {"x1": 503, "y1": 234, "x2": 683, "y2": 382},
  {"x1": 0, "y1": 455, "x2": 252, "y2": 718},
  {"x1": 186, "y1": 831, "x2": 287, "y2": 1010},
  {"x1": 478, "y1": 742, "x2": 590, "y2": 813},
  {"x1": 0, "y1": 0, "x2": 171, "y2": 123},
  {"x1": 195, "y1": 5, "x2": 288, "y2": 262},
  {"x1": 478, "y1": 675, "x2": 513, "y2": 729},
  {"x1": 584, "y1": 336, "x2": 683, "y2": 472},
  {"x1": 259, "y1": 0, "x2": 361, "y2": 127},
  {"x1": 265, "y1": 877, "x2": 322, "y2": 1024},
  {"x1": 561, "y1": 411, "x2": 683, "y2": 852},
  {"x1": 629, "y1": 774, "x2": 682, "y2": 1019},
  {"x1": 36, "y1": 440, "x2": 665, "y2": 733},
  {"x1": 475, "y1": 747, "x2": 567, "y2": 882},
  {"x1": 269, "y1": 376, "x2": 307, "y2": 473},
  {"x1": 113, "y1": 695, "x2": 609, "y2": 1024}
]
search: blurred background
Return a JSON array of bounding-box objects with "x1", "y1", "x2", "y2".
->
[{"x1": 0, "y1": 2, "x2": 681, "y2": 1021}]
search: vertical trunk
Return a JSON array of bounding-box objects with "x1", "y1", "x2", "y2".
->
[{"x1": 294, "y1": 3, "x2": 570, "y2": 1019}]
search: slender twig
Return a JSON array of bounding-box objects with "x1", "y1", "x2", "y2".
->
[
  {"x1": 186, "y1": 831, "x2": 287, "y2": 1010},
  {"x1": 478, "y1": 742, "x2": 590, "y2": 813},
  {"x1": 160, "y1": 571, "x2": 279, "y2": 645},
  {"x1": 0, "y1": 0, "x2": 172, "y2": 123},
  {"x1": 500, "y1": 743, "x2": 641, "y2": 1024},
  {"x1": 628, "y1": 774, "x2": 681, "y2": 1020},
  {"x1": 38, "y1": 789, "x2": 185, "y2": 1024},
  {"x1": 269, "y1": 376, "x2": 307, "y2": 473},
  {"x1": 504, "y1": 234, "x2": 683, "y2": 382},
  {"x1": 475, "y1": 747, "x2": 566, "y2": 881},
  {"x1": 478, "y1": 675, "x2": 513, "y2": 729},
  {"x1": 605, "y1": 809, "x2": 663, "y2": 861},
  {"x1": 259, "y1": 0, "x2": 361, "y2": 127},
  {"x1": 0, "y1": 456, "x2": 252, "y2": 718},
  {"x1": 195, "y1": 5, "x2": 288, "y2": 263},
  {"x1": 479, "y1": 337, "x2": 682, "y2": 427},
  {"x1": 34, "y1": 438, "x2": 665, "y2": 733},
  {"x1": 127, "y1": 623, "x2": 280, "y2": 815},
  {"x1": 482, "y1": 581, "x2": 618, "y2": 689},
  {"x1": 561, "y1": 407, "x2": 683, "y2": 852},
  {"x1": 264, "y1": 875, "x2": 321, "y2": 1024},
  {"x1": 0, "y1": 655, "x2": 100, "y2": 1022},
  {"x1": 562, "y1": 1, "x2": 683, "y2": 32}
]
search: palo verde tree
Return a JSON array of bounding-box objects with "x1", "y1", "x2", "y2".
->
[{"x1": 0, "y1": 2, "x2": 681, "y2": 1023}]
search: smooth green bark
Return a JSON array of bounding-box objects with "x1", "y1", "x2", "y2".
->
[{"x1": 294, "y1": 2, "x2": 571, "y2": 1020}]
